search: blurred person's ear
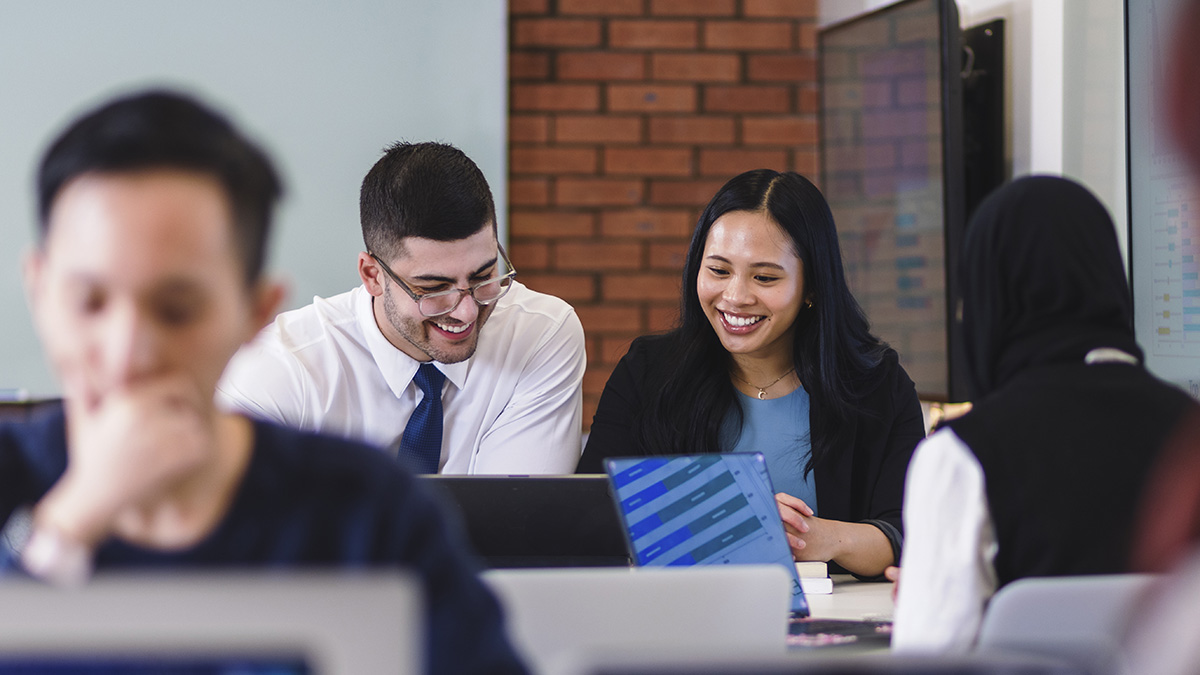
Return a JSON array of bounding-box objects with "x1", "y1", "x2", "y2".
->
[
  {"x1": 21, "y1": 248, "x2": 44, "y2": 311},
  {"x1": 1167, "y1": 1, "x2": 1200, "y2": 174},
  {"x1": 247, "y1": 279, "x2": 285, "y2": 340},
  {"x1": 1131, "y1": 410, "x2": 1200, "y2": 573}
]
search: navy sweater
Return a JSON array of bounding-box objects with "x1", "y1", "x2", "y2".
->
[{"x1": 0, "y1": 404, "x2": 527, "y2": 675}]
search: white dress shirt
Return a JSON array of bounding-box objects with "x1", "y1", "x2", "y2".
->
[
  {"x1": 216, "y1": 281, "x2": 586, "y2": 474},
  {"x1": 891, "y1": 427, "x2": 999, "y2": 654}
]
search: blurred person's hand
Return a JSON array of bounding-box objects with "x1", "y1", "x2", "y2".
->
[
  {"x1": 884, "y1": 565, "x2": 901, "y2": 602},
  {"x1": 37, "y1": 374, "x2": 214, "y2": 551}
]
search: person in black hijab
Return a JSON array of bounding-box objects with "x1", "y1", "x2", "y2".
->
[{"x1": 890, "y1": 175, "x2": 1198, "y2": 653}]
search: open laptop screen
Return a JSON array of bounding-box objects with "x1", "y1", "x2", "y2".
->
[
  {"x1": 605, "y1": 453, "x2": 808, "y2": 616},
  {"x1": 0, "y1": 657, "x2": 310, "y2": 673}
]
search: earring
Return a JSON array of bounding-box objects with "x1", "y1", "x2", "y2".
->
[{"x1": 805, "y1": 300, "x2": 814, "y2": 308}]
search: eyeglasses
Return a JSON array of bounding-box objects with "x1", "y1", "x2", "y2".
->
[{"x1": 369, "y1": 246, "x2": 517, "y2": 318}]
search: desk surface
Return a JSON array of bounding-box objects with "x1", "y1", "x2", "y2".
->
[{"x1": 804, "y1": 574, "x2": 894, "y2": 621}]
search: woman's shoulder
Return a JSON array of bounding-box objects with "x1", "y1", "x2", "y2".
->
[
  {"x1": 615, "y1": 332, "x2": 684, "y2": 372},
  {"x1": 857, "y1": 347, "x2": 915, "y2": 398},
  {"x1": 626, "y1": 332, "x2": 679, "y2": 355}
]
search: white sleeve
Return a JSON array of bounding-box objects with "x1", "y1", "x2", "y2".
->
[
  {"x1": 891, "y1": 427, "x2": 998, "y2": 654},
  {"x1": 215, "y1": 338, "x2": 309, "y2": 429},
  {"x1": 472, "y1": 309, "x2": 586, "y2": 474}
]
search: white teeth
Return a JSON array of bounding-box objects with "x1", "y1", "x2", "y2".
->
[
  {"x1": 721, "y1": 312, "x2": 763, "y2": 327},
  {"x1": 435, "y1": 322, "x2": 470, "y2": 334}
]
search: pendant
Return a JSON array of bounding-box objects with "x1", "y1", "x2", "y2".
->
[{"x1": 757, "y1": 390, "x2": 767, "y2": 400}]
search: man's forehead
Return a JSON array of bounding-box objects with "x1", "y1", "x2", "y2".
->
[
  {"x1": 41, "y1": 171, "x2": 242, "y2": 278},
  {"x1": 393, "y1": 227, "x2": 498, "y2": 265}
]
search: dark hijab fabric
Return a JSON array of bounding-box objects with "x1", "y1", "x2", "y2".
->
[{"x1": 960, "y1": 175, "x2": 1143, "y2": 400}]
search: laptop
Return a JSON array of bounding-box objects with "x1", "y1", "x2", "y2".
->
[
  {"x1": 423, "y1": 475, "x2": 630, "y2": 568},
  {"x1": 483, "y1": 566, "x2": 790, "y2": 674},
  {"x1": 604, "y1": 453, "x2": 892, "y2": 648},
  {"x1": 0, "y1": 570, "x2": 419, "y2": 674}
]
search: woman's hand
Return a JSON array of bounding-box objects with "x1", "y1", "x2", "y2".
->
[
  {"x1": 775, "y1": 491, "x2": 895, "y2": 578},
  {"x1": 776, "y1": 492, "x2": 818, "y2": 558}
]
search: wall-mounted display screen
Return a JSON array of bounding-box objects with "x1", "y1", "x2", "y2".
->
[{"x1": 819, "y1": 0, "x2": 966, "y2": 400}]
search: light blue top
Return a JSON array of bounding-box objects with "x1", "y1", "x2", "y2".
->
[{"x1": 721, "y1": 386, "x2": 817, "y2": 515}]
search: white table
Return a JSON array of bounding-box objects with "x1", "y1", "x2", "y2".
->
[{"x1": 803, "y1": 574, "x2": 894, "y2": 621}]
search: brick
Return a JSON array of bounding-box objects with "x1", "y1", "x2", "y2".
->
[
  {"x1": 604, "y1": 147, "x2": 693, "y2": 176},
  {"x1": 600, "y1": 336, "x2": 642, "y2": 363},
  {"x1": 742, "y1": 116, "x2": 817, "y2": 145},
  {"x1": 556, "y1": 178, "x2": 644, "y2": 206},
  {"x1": 513, "y1": 19, "x2": 602, "y2": 48},
  {"x1": 704, "y1": 21, "x2": 792, "y2": 50},
  {"x1": 798, "y1": 21, "x2": 817, "y2": 50},
  {"x1": 704, "y1": 85, "x2": 790, "y2": 113},
  {"x1": 520, "y1": 273, "x2": 597, "y2": 302},
  {"x1": 699, "y1": 148, "x2": 788, "y2": 176},
  {"x1": 609, "y1": 20, "x2": 698, "y2": 49},
  {"x1": 747, "y1": 54, "x2": 817, "y2": 82},
  {"x1": 793, "y1": 148, "x2": 818, "y2": 175},
  {"x1": 509, "y1": 178, "x2": 550, "y2": 206},
  {"x1": 583, "y1": 365, "x2": 614, "y2": 397},
  {"x1": 512, "y1": 83, "x2": 601, "y2": 112},
  {"x1": 556, "y1": 241, "x2": 644, "y2": 270},
  {"x1": 509, "y1": 115, "x2": 550, "y2": 143},
  {"x1": 651, "y1": 53, "x2": 740, "y2": 82},
  {"x1": 555, "y1": 115, "x2": 642, "y2": 143},
  {"x1": 560, "y1": 0, "x2": 645, "y2": 15},
  {"x1": 510, "y1": 210, "x2": 596, "y2": 237},
  {"x1": 575, "y1": 305, "x2": 644, "y2": 333},
  {"x1": 798, "y1": 87, "x2": 818, "y2": 114},
  {"x1": 651, "y1": 0, "x2": 735, "y2": 16},
  {"x1": 608, "y1": 84, "x2": 697, "y2": 112},
  {"x1": 648, "y1": 115, "x2": 736, "y2": 144},
  {"x1": 509, "y1": 52, "x2": 550, "y2": 79},
  {"x1": 647, "y1": 304, "x2": 680, "y2": 331},
  {"x1": 604, "y1": 273, "x2": 682, "y2": 300},
  {"x1": 510, "y1": 0, "x2": 549, "y2": 14},
  {"x1": 511, "y1": 147, "x2": 598, "y2": 174},
  {"x1": 558, "y1": 52, "x2": 646, "y2": 81},
  {"x1": 743, "y1": 0, "x2": 817, "y2": 18},
  {"x1": 649, "y1": 179, "x2": 725, "y2": 206},
  {"x1": 649, "y1": 241, "x2": 689, "y2": 269},
  {"x1": 600, "y1": 208, "x2": 695, "y2": 237},
  {"x1": 509, "y1": 241, "x2": 550, "y2": 270},
  {"x1": 584, "y1": 336, "x2": 602, "y2": 369}
]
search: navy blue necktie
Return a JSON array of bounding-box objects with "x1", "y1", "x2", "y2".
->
[{"x1": 397, "y1": 363, "x2": 446, "y2": 474}]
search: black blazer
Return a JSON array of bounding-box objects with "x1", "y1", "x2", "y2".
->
[{"x1": 578, "y1": 334, "x2": 926, "y2": 565}]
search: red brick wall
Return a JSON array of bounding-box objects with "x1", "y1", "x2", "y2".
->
[{"x1": 508, "y1": 0, "x2": 820, "y2": 430}]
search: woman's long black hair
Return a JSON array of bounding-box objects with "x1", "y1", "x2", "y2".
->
[{"x1": 634, "y1": 169, "x2": 889, "y2": 474}]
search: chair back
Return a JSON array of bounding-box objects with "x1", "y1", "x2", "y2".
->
[{"x1": 976, "y1": 574, "x2": 1158, "y2": 672}]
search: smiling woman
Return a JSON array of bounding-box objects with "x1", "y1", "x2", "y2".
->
[{"x1": 577, "y1": 169, "x2": 926, "y2": 578}]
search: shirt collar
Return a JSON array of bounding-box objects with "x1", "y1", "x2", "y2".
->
[{"x1": 353, "y1": 285, "x2": 472, "y2": 397}]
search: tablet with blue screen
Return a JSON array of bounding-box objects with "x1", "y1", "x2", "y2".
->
[{"x1": 604, "y1": 453, "x2": 809, "y2": 617}]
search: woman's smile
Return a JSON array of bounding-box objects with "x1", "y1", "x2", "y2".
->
[{"x1": 697, "y1": 210, "x2": 805, "y2": 362}]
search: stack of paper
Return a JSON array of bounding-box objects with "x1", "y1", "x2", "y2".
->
[{"x1": 796, "y1": 561, "x2": 832, "y2": 594}]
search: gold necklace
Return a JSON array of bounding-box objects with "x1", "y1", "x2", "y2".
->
[{"x1": 732, "y1": 368, "x2": 795, "y2": 400}]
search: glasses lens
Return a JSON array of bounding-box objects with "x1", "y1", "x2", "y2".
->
[
  {"x1": 473, "y1": 275, "x2": 513, "y2": 304},
  {"x1": 419, "y1": 291, "x2": 462, "y2": 317}
]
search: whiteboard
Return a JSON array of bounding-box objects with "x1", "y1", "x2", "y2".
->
[
  {"x1": 1127, "y1": 0, "x2": 1200, "y2": 398},
  {"x1": 0, "y1": 1, "x2": 507, "y2": 397}
]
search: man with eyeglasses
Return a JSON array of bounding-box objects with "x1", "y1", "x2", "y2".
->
[{"x1": 218, "y1": 142, "x2": 585, "y2": 475}]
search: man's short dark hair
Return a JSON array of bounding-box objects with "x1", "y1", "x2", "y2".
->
[
  {"x1": 359, "y1": 141, "x2": 496, "y2": 259},
  {"x1": 37, "y1": 89, "x2": 282, "y2": 283}
]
